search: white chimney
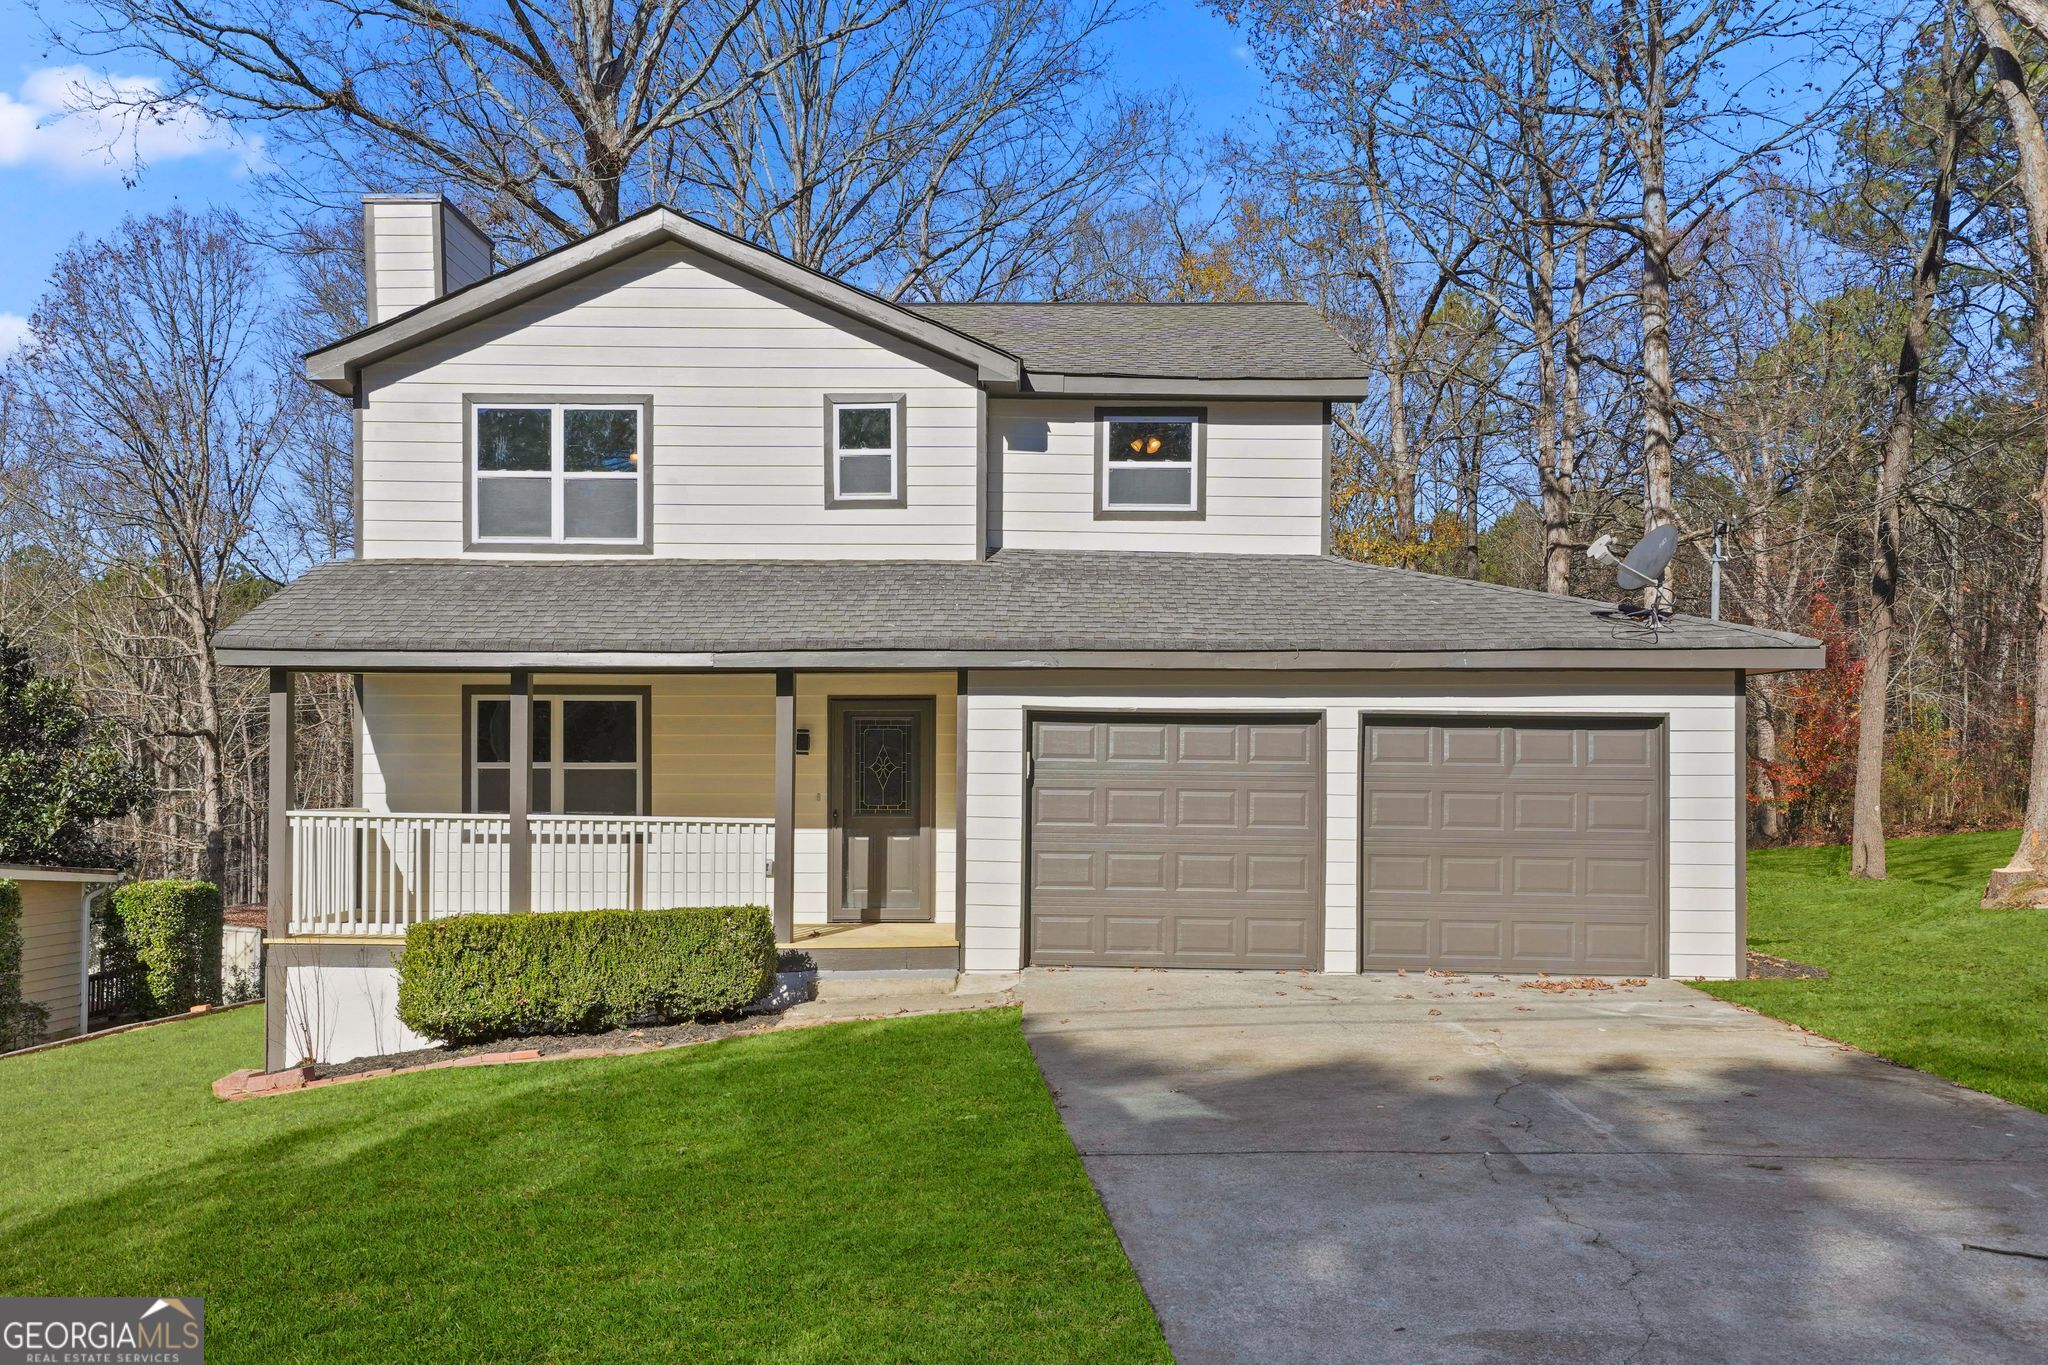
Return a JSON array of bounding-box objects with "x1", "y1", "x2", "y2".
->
[{"x1": 362, "y1": 194, "x2": 496, "y2": 323}]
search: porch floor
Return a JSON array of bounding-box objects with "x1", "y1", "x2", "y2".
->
[{"x1": 782, "y1": 922, "x2": 959, "y2": 950}]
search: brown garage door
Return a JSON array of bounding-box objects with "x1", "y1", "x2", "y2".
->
[
  {"x1": 1360, "y1": 718, "x2": 1663, "y2": 975},
  {"x1": 1028, "y1": 717, "x2": 1323, "y2": 969}
]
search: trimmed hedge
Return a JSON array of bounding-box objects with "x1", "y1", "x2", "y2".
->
[
  {"x1": 396, "y1": 905, "x2": 777, "y2": 1045},
  {"x1": 97, "y1": 880, "x2": 224, "y2": 1016},
  {"x1": 0, "y1": 878, "x2": 47, "y2": 1050}
]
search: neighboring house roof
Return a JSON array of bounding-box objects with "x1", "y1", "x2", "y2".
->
[
  {"x1": 0, "y1": 864, "x2": 121, "y2": 882},
  {"x1": 304, "y1": 206, "x2": 1370, "y2": 400},
  {"x1": 912, "y1": 303, "x2": 1370, "y2": 391},
  {"x1": 305, "y1": 206, "x2": 1023, "y2": 396},
  {"x1": 216, "y1": 551, "x2": 1821, "y2": 672}
]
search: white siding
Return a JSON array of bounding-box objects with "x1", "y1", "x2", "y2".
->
[
  {"x1": 960, "y1": 669, "x2": 1743, "y2": 980},
  {"x1": 281, "y1": 946, "x2": 426, "y2": 1065},
  {"x1": 357, "y1": 669, "x2": 956, "y2": 925},
  {"x1": 364, "y1": 200, "x2": 442, "y2": 323},
  {"x1": 358, "y1": 244, "x2": 983, "y2": 559},
  {"x1": 990, "y1": 397, "x2": 1324, "y2": 554}
]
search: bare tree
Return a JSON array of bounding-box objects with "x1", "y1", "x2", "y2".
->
[
  {"x1": 1558, "y1": 0, "x2": 1860, "y2": 584},
  {"x1": 1850, "y1": 18, "x2": 1984, "y2": 879},
  {"x1": 50, "y1": 0, "x2": 886, "y2": 247},
  {"x1": 1965, "y1": 0, "x2": 2048, "y2": 901},
  {"x1": 661, "y1": 0, "x2": 1157, "y2": 300},
  {"x1": 1, "y1": 210, "x2": 289, "y2": 887}
]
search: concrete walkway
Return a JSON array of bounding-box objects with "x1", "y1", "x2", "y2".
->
[{"x1": 1020, "y1": 968, "x2": 2048, "y2": 1365}]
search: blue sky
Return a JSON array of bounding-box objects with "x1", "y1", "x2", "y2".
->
[{"x1": 0, "y1": 0, "x2": 1268, "y2": 346}]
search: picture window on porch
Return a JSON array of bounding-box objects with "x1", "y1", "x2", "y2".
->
[
  {"x1": 470, "y1": 398, "x2": 649, "y2": 547},
  {"x1": 470, "y1": 694, "x2": 642, "y2": 815}
]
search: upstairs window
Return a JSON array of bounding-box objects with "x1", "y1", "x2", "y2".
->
[
  {"x1": 470, "y1": 399, "x2": 649, "y2": 548},
  {"x1": 1098, "y1": 410, "x2": 1204, "y2": 518},
  {"x1": 824, "y1": 394, "x2": 906, "y2": 508},
  {"x1": 470, "y1": 692, "x2": 644, "y2": 815}
]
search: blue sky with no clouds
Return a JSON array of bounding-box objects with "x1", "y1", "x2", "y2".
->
[{"x1": 0, "y1": 0, "x2": 1269, "y2": 347}]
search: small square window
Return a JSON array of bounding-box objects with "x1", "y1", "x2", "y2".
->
[
  {"x1": 1100, "y1": 411, "x2": 1202, "y2": 517},
  {"x1": 825, "y1": 396, "x2": 905, "y2": 507}
]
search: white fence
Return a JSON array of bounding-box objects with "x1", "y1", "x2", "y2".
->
[{"x1": 287, "y1": 812, "x2": 774, "y2": 935}]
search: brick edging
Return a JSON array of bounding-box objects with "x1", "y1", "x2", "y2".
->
[{"x1": 212, "y1": 999, "x2": 1017, "y2": 1101}]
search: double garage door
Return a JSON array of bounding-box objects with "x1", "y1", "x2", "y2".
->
[{"x1": 1026, "y1": 715, "x2": 1664, "y2": 975}]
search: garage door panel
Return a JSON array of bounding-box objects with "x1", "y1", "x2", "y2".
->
[
  {"x1": 1029, "y1": 717, "x2": 1322, "y2": 970},
  {"x1": 1036, "y1": 722, "x2": 1100, "y2": 761},
  {"x1": 1105, "y1": 723, "x2": 1169, "y2": 761},
  {"x1": 1248, "y1": 725, "x2": 1314, "y2": 764},
  {"x1": 1362, "y1": 719, "x2": 1662, "y2": 976},
  {"x1": 1104, "y1": 787, "x2": 1168, "y2": 826},
  {"x1": 1367, "y1": 726, "x2": 1435, "y2": 766}
]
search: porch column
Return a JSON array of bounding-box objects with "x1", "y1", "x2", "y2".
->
[
  {"x1": 508, "y1": 669, "x2": 532, "y2": 913},
  {"x1": 265, "y1": 668, "x2": 295, "y2": 1072},
  {"x1": 266, "y1": 668, "x2": 296, "y2": 938},
  {"x1": 955, "y1": 669, "x2": 969, "y2": 973},
  {"x1": 773, "y1": 670, "x2": 795, "y2": 943}
]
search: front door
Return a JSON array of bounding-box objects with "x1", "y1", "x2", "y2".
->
[{"x1": 831, "y1": 701, "x2": 934, "y2": 922}]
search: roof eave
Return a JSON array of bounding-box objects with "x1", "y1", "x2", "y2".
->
[
  {"x1": 304, "y1": 208, "x2": 1022, "y2": 396},
  {"x1": 218, "y1": 644, "x2": 1825, "y2": 674},
  {"x1": 1023, "y1": 371, "x2": 1372, "y2": 400}
]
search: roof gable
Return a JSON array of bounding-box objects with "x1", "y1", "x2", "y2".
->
[{"x1": 305, "y1": 207, "x2": 1023, "y2": 396}]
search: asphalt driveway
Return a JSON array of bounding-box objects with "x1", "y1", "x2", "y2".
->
[{"x1": 1019, "y1": 968, "x2": 2048, "y2": 1364}]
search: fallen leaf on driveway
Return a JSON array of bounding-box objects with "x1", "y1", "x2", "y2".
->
[{"x1": 1427, "y1": 1008, "x2": 1441, "y2": 1016}]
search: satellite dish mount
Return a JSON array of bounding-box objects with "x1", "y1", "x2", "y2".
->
[{"x1": 1586, "y1": 524, "x2": 1680, "y2": 629}]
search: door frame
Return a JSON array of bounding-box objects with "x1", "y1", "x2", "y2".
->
[
  {"x1": 827, "y1": 696, "x2": 938, "y2": 924},
  {"x1": 1354, "y1": 712, "x2": 1670, "y2": 978},
  {"x1": 1020, "y1": 709, "x2": 1328, "y2": 971}
]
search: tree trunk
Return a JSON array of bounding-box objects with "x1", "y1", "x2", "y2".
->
[
  {"x1": 1851, "y1": 35, "x2": 1971, "y2": 880},
  {"x1": 1965, "y1": 0, "x2": 2048, "y2": 903}
]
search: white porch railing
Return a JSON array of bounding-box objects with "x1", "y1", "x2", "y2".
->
[{"x1": 286, "y1": 811, "x2": 774, "y2": 936}]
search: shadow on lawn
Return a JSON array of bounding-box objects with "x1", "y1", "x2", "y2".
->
[
  {"x1": 0, "y1": 1013, "x2": 1167, "y2": 1363},
  {"x1": 1024, "y1": 997, "x2": 2048, "y2": 1365}
]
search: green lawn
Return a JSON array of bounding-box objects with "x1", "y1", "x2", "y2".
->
[
  {"x1": 1697, "y1": 829, "x2": 2048, "y2": 1114},
  {"x1": 0, "y1": 1007, "x2": 1167, "y2": 1364}
]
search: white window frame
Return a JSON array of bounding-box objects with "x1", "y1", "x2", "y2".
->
[
  {"x1": 1099, "y1": 410, "x2": 1203, "y2": 515},
  {"x1": 824, "y1": 393, "x2": 907, "y2": 508},
  {"x1": 470, "y1": 399, "x2": 647, "y2": 547},
  {"x1": 469, "y1": 692, "x2": 644, "y2": 815}
]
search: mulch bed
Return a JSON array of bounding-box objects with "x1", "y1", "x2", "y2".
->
[
  {"x1": 1747, "y1": 951, "x2": 1828, "y2": 981},
  {"x1": 316, "y1": 1013, "x2": 774, "y2": 1080}
]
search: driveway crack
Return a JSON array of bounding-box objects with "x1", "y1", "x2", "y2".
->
[{"x1": 1541, "y1": 1190, "x2": 1656, "y2": 1364}]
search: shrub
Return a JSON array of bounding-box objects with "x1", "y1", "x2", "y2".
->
[
  {"x1": 97, "y1": 880, "x2": 224, "y2": 1015},
  {"x1": 0, "y1": 878, "x2": 49, "y2": 1051},
  {"x1": 396, "y1": 905, "x2": 777, "y2": 1045}
]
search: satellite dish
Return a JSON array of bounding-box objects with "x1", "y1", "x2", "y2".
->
[
  {"x1": 1615, "y1": 524, "x2": 1678, "y2": 592},
  {"x1": 1585, "y1": 524, "x2": 1681, "y2": 627}
]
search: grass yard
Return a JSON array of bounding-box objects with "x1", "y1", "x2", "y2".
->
[
  {"x1": 0, "y1": 1007, "x2": 1168, "y2": 1364},
  {"x1": 1697, "y1": 829, "x2": 2048, "y2": 1115}
]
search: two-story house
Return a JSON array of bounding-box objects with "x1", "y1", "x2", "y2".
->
[{"x1": 218, "y1": 196, "x2": 1820, "y2": 1069}]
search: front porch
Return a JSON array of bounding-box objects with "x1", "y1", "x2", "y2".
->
[{"x1": 265, "y1": 667, "x2": 965, "y2": 967}]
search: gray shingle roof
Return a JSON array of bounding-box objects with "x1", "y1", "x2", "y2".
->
[
  {"x1": 217, "y1": 551, "x2": 1816, "y2": 660},
  {"x1": 909, "y1": 303, "x2": 1368, "y2": 382}
]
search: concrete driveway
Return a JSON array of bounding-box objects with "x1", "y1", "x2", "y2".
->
[{"x1": 1019, "y1": 968, "x2": 2048, "y2": 1364}]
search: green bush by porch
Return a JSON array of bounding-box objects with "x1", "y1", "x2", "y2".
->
[
  {"x1": 397, "y1": 905, "x2": 776, "y2": 1044},
  {"x1": 96, "y1": 880, "x2": 223, "y2": 1016}
]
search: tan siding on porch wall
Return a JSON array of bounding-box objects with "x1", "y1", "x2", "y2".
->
[
  {"x1": 959, "y1": 669, "x2": 1741, "y2": 979},
  {"x1": 17, "y1": 880, "x2": 85, "y2": 1040},
  {"x1": 988, "y1": 397, "x2": 1324, "y2": 554},
  {"x1": 357, "y1": 243, "x2": 982, "y2": 559},
  {"x1": 356, "y1": 670, "x2": 956, "y2": 924}
]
